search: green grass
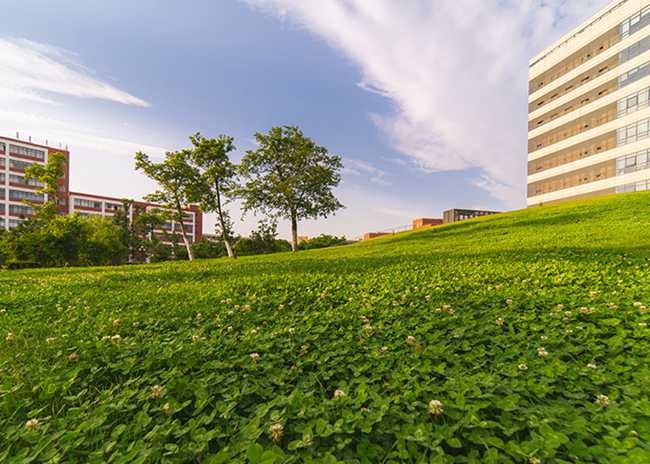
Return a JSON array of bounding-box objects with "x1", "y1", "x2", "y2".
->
[{"x1": 2, "y1": 192, "x2": 650, "y2": 463}]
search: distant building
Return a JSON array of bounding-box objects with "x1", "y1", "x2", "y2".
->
[
  {"x1": 528, "y1": 1, "x2": 650, "y2": 205},
  {"x1": 0, "y1": 135, "x2": 202, "y2": 243},
  {"x1": 411, "y1": 218, "x2": 443, "y2": 229},
  {"x1": 363, "y1": 232, "x2": 390, "y2": 240},
  {"x1": 297, "y1": 235, "x2": 310, "y2": 243},
  {"x1": 443, "y1": 209, "x2": 500, "y2": 224}
]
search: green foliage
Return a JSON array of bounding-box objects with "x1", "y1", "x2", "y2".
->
[
  {"x1": 1, "y1": 214, "x2": 126, "y2": 267},
  {"x1": 234, "y1": 219, "x2": 291, "y2": 256},
  {"x1": 299, "y1": 234, "x2": 348, "y2": 250},
  {"x1": 135, "y1": 150, "x2": 200, "y2": 260},
  {"x1": 2, "y1": 192, "x2": 650, "y2": 462},
  {"x1": 237, "y1": 126, "x2": 343, "y2": 251},
  {"x1": 189, "y1": 133, "x2": 238, "y2": 258},
  {"x1": 192, "y1": 238, "x2": 226, "y2": 259},
  {"x1": 23, "y1": 151, "x2": 67, "y2": 221}
]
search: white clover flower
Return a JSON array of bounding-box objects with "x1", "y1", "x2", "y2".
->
[
  {"x1": 68, "y1": 352, "x2": 79, "y2": 362},
  {"x1": 589, "y1": 291, "x2": 599, "y2": 298},
  {"x1": 379, "y1": 346, "x2": 389, "y2": 353},
  {"x1": 425, "y1": 295, "x2": 431, "y2": 301},
  {"x1": 269, "y1": 423, "x2": 284, "y2": 443},
  {"x1": 113, "y1": 319, "x2": 122, "y2": 327},
  {"x1": 227, "y1": 326, "x2": 234, "y2": 333},
  {"x1": 288, "y1": 328, "x2": 295, "y2": 335},
  {"x1": 151, "y1": 385, "x2": 165, "y2": 400},
  {"x1": 518, "y1": 363, "x2": 528, "y2": 371},
  {"x1": 132, "y1": 321, "x2": 140, "y2": 328},
  {"x1": 428, "y1": 399, "x2": 444, "y2": 416},
  {"x1": 196, "y1": 313, "x2": 203, "y2": 321},
  {"x1": 640, "y1": 305, "x2": 648, "y2": 314},
  {"x1": 639, "y1": 322, "x2": 648, "y2": 327},
  {"x1": 363, "y1": 324, "x2": 373, "y2": 336},
  {"x1": 555, "y1": 304, "x2": 564, "y2": 310},
  {"x1": 162, "y1": 402, "x2": 173, "y2": 416},
  {"x1": 333, "y1": 389, "x2": 345, "y2": 400},
  {"x1": 250, "y1": 352, "x2": 260, "y2": 362},
  {"x1": 506, "y1": 298, "x2": 513, "y2": 306},
  {"x1": 595, "y1": 394, "x2": 610, "y2": 407},
  {"x1": 110, "y1": 334, "x2": 122, "y2": 343},
  {"x1": 406, "y1": 335, "x2": 417, "y2": 345},
  {"x1": 529, "y1": 458, "x2": 541, "y2": 464},
  {"x1": 250, "y1": 329, "x2": 258, "y2": 336},
  {"x1": 540, "y1": 335, "x2": 548, "y2": 341},
  {"x1": 587, "y1": 363, "x2": 598, "y2": 369},
  {"x1": 5, "y1": 332, "x2": 15, "y2": 342},
  {"x1": 537, "y1": 347, "x2": 548, "y2": 357},
  {"x1": 191, "y1": 335, "x2": 201, "y2": 343},
  {"x1": 634, "y1": 302, "x2": 643, "y2": 307},
  {"x1": 25, "y1": 418, "x2": 40, "y2": 431},
  {"x1": 46, "y1": 337, "x2": 55, "y2": 344},
  {"x1": 495, "y1": 318, "x2": 505, "y2": 326}
]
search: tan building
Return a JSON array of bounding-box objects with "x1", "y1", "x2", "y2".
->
[{"x1": 528, "y1": 1, "x2": 650, "y2": 205}]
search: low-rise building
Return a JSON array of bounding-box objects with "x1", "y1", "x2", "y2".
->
[
  {"x1": 442, "y1": 209, "x2": 500, "y2": 224},
  {"x1": 411, "y1": 217, "x2": 443, "y2": 229}
]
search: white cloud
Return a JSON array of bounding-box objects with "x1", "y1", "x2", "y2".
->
[
  {"x1": 244, "y1": 0, "x2": 610, "y2": 207},
  {"x1": 343, "y1": 158, "x2": 391, "y2": 186},
  {"x1": 0, "y1": 38, "x2": 150, "y2": 107}
]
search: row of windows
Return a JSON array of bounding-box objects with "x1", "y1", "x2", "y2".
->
[
  {"x1": 616, "y1": 116, "x2": 650, "y2": 145},
  {"x1": 9, "y1": 189, "x2": 44, "y2": 203},
  {"x1": 8, "y1": 159, "x2": 34, "y2": 171},
  {"x1": 8, "y1": 174, "x2": 43, "y2": 188},
  {"x1": 619, "y1": 62, "x2": 650, "y2": 88},
  {"x1": 73, "y1": 198, "x2": 102, "y2": 209},
  {"x1": 619, "y1": 34, "x2": 650, "y2": 64},
  {"x1": 617, "y1": 86, "x2": 650, "y2": 116},
  {"x1": 616, "y1": 179, "x2": 650, "y2": 193},
  {"x1": 9, "y1": 144, "x2": 45, "y2": 161},
  {"x1": 620, "y1": 6, "x2": 650, "y2": 39},
  {"x1": 9, "y1": 204, "x2": 34, "y2": 216},
  {"x1": 616, "y1": 149, "x2": 650, "y2": 176}
]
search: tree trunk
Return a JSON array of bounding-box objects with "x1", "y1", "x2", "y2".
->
[
  {"x1": 176, "y1": 202, "x2": 194, "y2": 261},
  {"x1": 290, "y1": 213, "x2": 298, "y2": 252},
  {"x1": 215, "y1": 181, "x2": 236, "y2": 259}
]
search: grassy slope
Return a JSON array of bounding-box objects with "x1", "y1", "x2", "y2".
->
[{"x1": 2, "y1": 192, "x2": 650, "y2": 463}]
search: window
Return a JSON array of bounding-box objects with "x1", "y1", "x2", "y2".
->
[
  {"x1": 616, "y1": 149, "x2": 650, "y2": 175},
  {"x1": 9, "y1": 144, "x2": 45, "y2": 161},
  {"x1": 0, "y1": 158, "x2": 4, "y2": 169},
  {"x1": 9, "y1": 174, "x2": 43, "y2": 188},
  {"x1": 8, "y1": 218, "x2": 24, "y2": 229},
  {"x1": 9, "y1": 189, "x2": 44, "y2": 202},
  {"x1": 0, "y1": 142, "x2": 5, "y2": 154},
  {"x1": 9, "y1": 159, "x2": 33, "y2": 171},
  {"x1": 73, "y1": 198, "x2": 102, "y2": 209},
  {"x1": 9, "y1": 204, "x2": 34, "y2": 216},
  {"x1": 105, "y1": 202, "x2": 122, "y2": 211},
  {"x1": 619, "y1": 63, "x2": 650, "y2": 88},
  {"x1": 620, "y1": 6, "x2": 650, "y2": 39},
  {"x1": 0, "y1": 173, "x2": 4, "y2": 183},
  {"x1": 0, "y1": 188, "x2": 4, "y2": 200},
  {"x1": 617, "y1": 117, "x2": 650, "y2": 145}
]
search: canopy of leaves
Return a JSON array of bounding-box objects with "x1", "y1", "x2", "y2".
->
[{"x1": 237, "y1": 126, "x2": 343, "y2": 222}]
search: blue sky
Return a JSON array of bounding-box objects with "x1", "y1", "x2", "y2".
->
[{"x1": 0, "y1": 0, "x2": 609, "y2": 239}]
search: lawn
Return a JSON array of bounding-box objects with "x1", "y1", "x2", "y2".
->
[{"x1": 2, "y1": 192, "x2": 650, "y2": 463}]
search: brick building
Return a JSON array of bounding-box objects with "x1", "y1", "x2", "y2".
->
[{"x1": 0, "y1": 135, "x2": 202, "y2": 242}]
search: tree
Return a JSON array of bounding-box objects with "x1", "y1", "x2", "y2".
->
[
  {"x1": 135, "y1": 150, "x2": 199, "y2": 260},
  {"x1": 112, "y1": 200, "x2": 165, "y2": 262},
  {"x1": 237, "y1": 126, "x2": 344, "y2": 251},
  {"x1": 24, "y1": 151, "x2": 67, "y2": 221},
  {"x1": 189, "y1": 133, "x2": 238, "y2": 259},
  {"x1": 234, "y1": 219, "x2": 291, "y2": 256}
]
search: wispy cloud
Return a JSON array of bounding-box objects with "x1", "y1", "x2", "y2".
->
[
  {"x1": 343, "y1": 158, "x2": 391, "y2": 186},
  {"x1": 244, "y1": 0, "x2": 609, "y2": 207},
  {"x1": 0, "y1": 38, "x2": 150, "y2": 107}
]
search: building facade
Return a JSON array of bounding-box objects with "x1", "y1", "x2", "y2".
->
[
  {"x1": 528, "y1": 1, "x2": 650, "y2": 205},
  {"x1": 0, "y1": 136, "x2": 202, "y2": 242},
  {"x1": 442, "y1": 209, "x2": 499, "y2": 224}
]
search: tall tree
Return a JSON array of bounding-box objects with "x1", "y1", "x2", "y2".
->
[
  {"x1": 135, "y1": 150, "x2": 199, "y2": 260},
  {"x1": 237, "y1": 126, "x2": 344, "y2": 251},
  {"x1": 24, "y1": 151, "x2": 67, "y2": 221},
  {"x1": 189, "y1": 133, "x2": 238, "y2": 259}
]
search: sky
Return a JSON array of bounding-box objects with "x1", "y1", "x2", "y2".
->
[{"x1": 1, "y1": 0, "x2": 610, "y2": 239}]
